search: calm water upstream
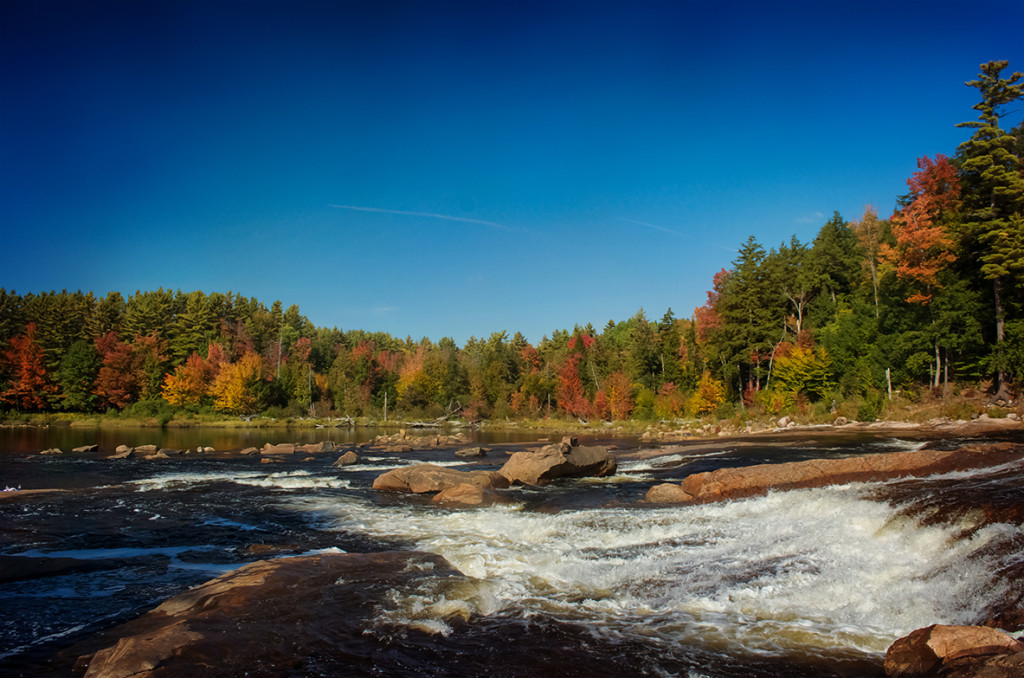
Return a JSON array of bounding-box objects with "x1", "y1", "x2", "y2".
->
[{"x1": 1, "y1": 427, "x2": 1022, "y2": 677}]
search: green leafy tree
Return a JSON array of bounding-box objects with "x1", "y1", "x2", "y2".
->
[{"x1": 55, "y1": 340, "x2": 101, "y2": 411}]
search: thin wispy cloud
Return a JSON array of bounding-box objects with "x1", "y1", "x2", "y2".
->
[
  {"x1": 331, "y1": 204, "x2": 510, "y2": 231},
  {"x1": 619, "y1": 217, "x2": 735, "y2": 252},
  {"x1": 619, "y1": 217, "x2": 685, "y2": 237},
  {"x1": 795, "y1": 211, "x2": 825, "y2": 224}
]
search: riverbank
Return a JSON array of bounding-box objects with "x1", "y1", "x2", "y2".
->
[{"x1": 4, "y1": 397, "x2": 1021, "y2": 444}]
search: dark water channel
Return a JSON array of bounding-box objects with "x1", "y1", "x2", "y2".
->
[{"x1": 1, "y1": 427, "x2": 1021, "y2": 677}]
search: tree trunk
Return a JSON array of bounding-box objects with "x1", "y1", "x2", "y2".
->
[
  {"x1": 993, "y1": 277, "x2": 1010, "y2": 402},
  {"x1": 934, "y1": 341, "x2": 941, "y2": 389}
]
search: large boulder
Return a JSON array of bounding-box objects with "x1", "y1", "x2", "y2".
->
[
  {"x1": 499, "y1": 442, "x2": 616, "y2": 485},
  {"x1": 76, "y1": 552, "x2": 460, "y2": 678},
  {"x1": 643, "y1": 442, "x2": 1024, "y2": 504},
  {"x1": 332, "y1": 451, "x2": 360, "y2": 467},
  {"x1": 372, "y1": 463, "x2": 510, "y2": 493},
  {"x1": 884, "y1": 624, "x2": 1024, "y2": 677}
]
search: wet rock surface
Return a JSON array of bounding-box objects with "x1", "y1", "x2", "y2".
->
[
  {"x1": 643, "y1": 442, "x2": 1024, "y2": 504},
  {"x1": 884, "y1": 624, "x2": 1024, "y2": 677},
  {"x1": 74, "y1": 551, "x2": 461, "y2": 678},
  {"x1": 498, "y1": 439, "x2": 616, "y2": 485},
  {"x1": 372, "y1": 463, "x2": 510, "y2": 493}
]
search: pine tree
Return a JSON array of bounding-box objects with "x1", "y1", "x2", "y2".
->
[{"x1": 956, "y1": 60, "x2": 1024, "y2": 398}]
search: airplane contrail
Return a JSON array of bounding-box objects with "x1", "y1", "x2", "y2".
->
[{"x1": 331, "y1": 204, "x2": 510, "y2": 230}]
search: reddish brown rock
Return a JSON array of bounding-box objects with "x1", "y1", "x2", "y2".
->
[
  {"x1": 643, "y1": 483, "x2": 694, "y2": 504},
  {"x1": 261, "y1": 443, "x2": 295, "y2": 455},
  {"x1": 884, "y1": 624, "x2": 1024, "y2": 677},
  {"x1": 499, "y1": 444, "x2": 616, "y2": 485},
  {"x1": 430, "y1": 483, "x2": 508, "y2": 507},
  {"x1": 77, "y1": 551, "x2": 459, "y2": 678},
  {"x1": 332, "y1": 451, "x2": 360, "y2": 467},
  {"x1": 372, "y1": 463, "x2": 510, "y2": 493},
  {"x1": 296, "y1": 441, "x2": 335, "y2": 454},
  {"x1": 643, "y1": 443, "x2": 1024, "y2": 504},
  {"x1": 239, "y1": 447, "x2": 259, "y2": 456}
]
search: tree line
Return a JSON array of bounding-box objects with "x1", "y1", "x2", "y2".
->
[{"x1": 1, "y1": 61, "x2": 1022, "y2": 423}]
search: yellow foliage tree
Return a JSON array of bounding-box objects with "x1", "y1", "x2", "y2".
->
[
  {"x1": 689, "y1": 371, "x2": 725, "y2": 415},
  {"x1": 211, "y1": 351, "x2": 265, "y2": 415}
]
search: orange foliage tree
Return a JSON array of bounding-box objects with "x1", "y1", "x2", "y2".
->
[
  {"x1": 881, "y1": 155, "x2": 960, "y2": 303},
  {"x1": 1, "y1": 323, "x2": 54, "y2": 410},
  {"x1": 603, "y1": 370, "x2": 633, "y2": 420},
  {"x1": 161, "y1": 344, "x2": 226, "y2": 408}
]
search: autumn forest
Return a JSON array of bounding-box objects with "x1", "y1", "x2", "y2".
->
[{"x1": 2, "y1": 61, "x2": 1023, "y2": 425}]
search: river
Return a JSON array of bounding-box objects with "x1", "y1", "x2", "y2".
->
[{"x1": 1, "y1": 426, "x2": 1022, "y2": 676}]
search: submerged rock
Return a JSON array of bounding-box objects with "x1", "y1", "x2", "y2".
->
[
  {"x1": 372, "y1": 463, "x2": 509, "y2": 493},
  {"x1": 884, "y1": 624, "x2": 1024, "y2": 677},
  {"x1": 77, "y1": 551, "x2": 460, "y2": 678},
  {"x1": 499, "y1": 442, "x2": 616, "y2": 485},
  {"x1": 643, "y1": 442, "x2": 1024, "y2": 504}
]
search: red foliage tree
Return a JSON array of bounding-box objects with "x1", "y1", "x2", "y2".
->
[
  {"x1": 1, "y1": 323, "x2": 54, "y2": 410},
  {"x1": 94, "y1": 332, "x2": 168, "y2": 409},
  {"x1": 694, "y1": 268, "x2": 729, "y2": 344},
  {"x1": 556, "y1": 353, "x2": 589, "y2": 418},
  {"x1": 881, "y1": 155, "x2": 960, "y2": 303}
]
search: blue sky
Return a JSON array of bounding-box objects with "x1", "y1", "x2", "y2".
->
[{"x1": 2, "y1": 0, "x2": 1022, "y2": 344}]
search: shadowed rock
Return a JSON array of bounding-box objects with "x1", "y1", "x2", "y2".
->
[
  {"x1": 499, "y1": 442, "x2": 616, "y2": 485},
  {"x1": 333, "y1": 450, "x2": 360, "y2": 467},
  {"x1": 884, "y1": 624, "x2": 1024, "y2": 677},
  {"x1": 76, "y1": 551, "x2": 460, "y2": 678},
  {"x1": 72, "y1": 444, "x2": 98, "y2": 453},
  {"x1": 643, "y1": 443, "x2": 1024, "y2": 504},
  {"x1": 372, "y1": 463, "x2": 509, "y2": 493}
]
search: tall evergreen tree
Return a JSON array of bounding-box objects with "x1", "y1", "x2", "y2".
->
[{"x1": 956, "y1": 60, "x2": 1024, "y2": 398}]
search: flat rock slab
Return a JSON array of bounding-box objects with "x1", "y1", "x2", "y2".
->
[
  {"x1": 644, "y1": 442, "x2": 1024, "y2": 504},
  {"x1": 76, "y1": 551, "x2": 461, "y2": 678}
]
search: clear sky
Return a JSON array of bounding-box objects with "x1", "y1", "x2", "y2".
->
[{"x1": 2, "y1": 0, "x2": 1022, "y2": 345}]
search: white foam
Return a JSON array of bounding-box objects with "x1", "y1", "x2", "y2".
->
[
  {"x1": 295, "y1": 483, "x2": 1022, "y2": 658},
  {"x1": 130, "y1": 469, "x2": 351, "y2": 491}
]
